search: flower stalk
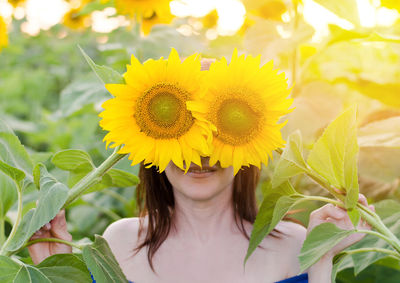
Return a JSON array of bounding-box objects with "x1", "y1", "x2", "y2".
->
[
  {"x1": 63, "y1": 146, "x2": 127, "y2": 208},
  {"x1": 274, "y1": 148, "x2": 400, "y2": 258}
]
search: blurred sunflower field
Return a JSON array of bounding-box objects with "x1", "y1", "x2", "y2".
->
[{"x1": 0, "y1": 0, "x2": 400, "y2": 282}]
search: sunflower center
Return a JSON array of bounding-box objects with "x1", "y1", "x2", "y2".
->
[
  {"x1": 135, "y1": 83, "x2": 194, "y2": 139},
  {"x1": 216, "y1": 98, "x2": 262, "y2": 145}
]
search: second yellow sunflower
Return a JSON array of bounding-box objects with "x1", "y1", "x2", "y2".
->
[{"x1": 189, "y1": 50, "x2": 293, "y2": 174}]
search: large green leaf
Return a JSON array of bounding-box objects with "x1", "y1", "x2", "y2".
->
[
  {"x1": 78, "y1": 46, "x2": 124, "y2": 85},
  {"x1": 299, "y1": 222, "x2": 354, "y2": 272},
  {"x1": 313, "y1": 0, "x2": 360, "y2": 26},
  {"x1": 82, "y1": 235, "x2": 128, "y2": 283},
  {"x1": 0, "y1": 254, "x2": 89, "y2": 283},
  {"x1": 0, "y1": 159, "x2": 25, "y2": 188},
  {"x1": 272, "y1": 130, "x2": 308, "y2": 188},
  {"x1": 37, "y1": 254, "x2": 92, "y2": 283},
  {"x1": 0, "y1": 172, "x2": 17, "y2": 219},
  {"x1": 307, "y1": 107, "x2": 359, "y2": 209},
  {"x1": 51, "y1": 149, "x2": 94, "y2": 172},
  {"x1": 6, "y1": 165, "x2": 69, "y2": 252},
  {"x1": 0, "y1": 255, "x2": 50, "y2": 283},
  {"x1": 245, "y1": 182, "x2": 302, "y2": 264},
  {"x1": 0, "y1": 120, "x2": 33, "y2": 183},
  {"x1": 334, "y1": 78, "x2": 400, "y2": 108},
  {"x1": 59, "y1": 80, "x2": 110, "y2": 117},
  {"x1": 348, "y1": 201, "x2": 400, "y2": 275},
  {"x1": 104, "y1": 169, "x2": 139, "y2": 188}
]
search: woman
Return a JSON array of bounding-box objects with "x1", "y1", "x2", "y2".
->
[
  {"x1": 29, "y1": 159, "x2": 373, "y2": 283},
  {"x1": 29, "y1": 50, "x2": 373, "y2": 282}
]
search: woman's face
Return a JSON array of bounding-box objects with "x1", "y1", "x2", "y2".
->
[{"x1": 164, "y1": 158, "x2": 235, "y2": 202}]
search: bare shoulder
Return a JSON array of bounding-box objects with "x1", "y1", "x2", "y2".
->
[
  {"x1": 103, "y1": 217, "x2": 146, "y2": 258},
  {"x1": 103, "y1": 217, "x2": 141, "y2": 239}
]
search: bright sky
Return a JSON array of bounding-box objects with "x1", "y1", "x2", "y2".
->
[{"x1": 0, "y1": 0, "x2": 399, "y2": 37}]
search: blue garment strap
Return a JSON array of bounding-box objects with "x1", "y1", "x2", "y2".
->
[
  {"x1": 91, "y1": 272, "x2": 134, "y2": 283},
  {"x1": 275, "y1": 273, "x2": 308, "y2": 283}
]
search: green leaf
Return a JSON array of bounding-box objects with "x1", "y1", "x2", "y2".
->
[
  {"x1": 51, "y1": 149, "x2": 94, "y2": 172},
  {"x1": 0, "y1": 256, "x2": 51, "y2": 283},
  {"x1": 0, "y1": 159, "x2": 25, "y2": 188},
  {"x1": 0, "y1": 255, "x2": 88, "y2": 283},
  {"x1": 299, "y1": 222, "x2": 354, "y2": 272},
  {"x1": 6, "y1": 165, "x2": 69, "y2": 252},
  {"x1": 331, "y1": 253, "x2": 354, "y2": 283},
  {"x1": 59, "y1": 80, "x2": 110, "y2": 117},
  {"x1": 104, "y1": 169, "x2": 139, "y2": 187},
  {"x1": 0, "y1": 120, "x2": 33, "y2": 182},
  {"x1": 272, "y1": 130, "x2": 308, "y2": 188},
  {"x1": 0, "y1": 255, "x2": 23, "y2": 282},
  {"x1": 307, "y1": 107, "x2": 359, "y2": 209},
  {"x1": 78, "y1": 46, "x2": 124, "y2": 85},
  {"x1": 347, "y1": 208, "x2": 360, "y2": 227},
  {"x1": 349, "y1": 210, "x2": 400, "y2": 275},
  {"x1": 37, "y1": 254, "x2": 92, "y2": 283},
  {"x1": 82, "y1": 235, "x2": 129, "y2": 283},
  {"x1": 333, "y1": 78, "x2": 400, "y2": 108},
  {"x1": 245, "y1": 182, "x2": 302, "y2": 264},
  {"x1": 0, "y1": 172, "x2": 17, "y2": 219},
  {"x1": 313, "y1": 0, "x2": 360, "y2": 26}
]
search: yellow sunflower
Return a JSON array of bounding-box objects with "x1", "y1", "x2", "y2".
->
[
  {"x1": 0, "y1": 16, "x2": 8, "y2": 51},
  {"x1": 63, "y1": 7, "x2": 90, "y2": 30},
  {"x1": 7, "y1": 0, "x2": 25, "y2": 7},
  {"x1": 141, "y1": 9, "x2": 174, "y2": 35},
  {"x1": 114, "y1": 0, "x2": 173, "y2": 34},
  {"x1": 99, "y1": 49, "x2": 213, "y2": 172},
  {"x1": 188, "y1": 50, "x2": 293, "y2": 174}
]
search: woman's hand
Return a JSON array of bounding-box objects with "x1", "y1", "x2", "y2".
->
[
  {"x1": 307, "y1": 194, "x2": 375, "y2": 283},
  {"x1": 28, "y1": 210, "x2": 73, "y2": 265},
  {"x1": 307, "y1": 194, "x2": 375, "y2": 259}
]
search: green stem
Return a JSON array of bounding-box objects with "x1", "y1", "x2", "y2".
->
[
  {"x1": 274, "y1": 148, "x2": 400, "y2": 256},
  {"x1": 63, "y1": 147, "x2": 126, "y2": 208},
  {"x1": 340, "y1": 247, "x2": 400, "y2": 259},
  {"x1": 301, "y1": 195, "x2": 343, "y2": 207},
  {"x1": 355, "y1": 229, "x2": 395, "y2": 245},
  {"x1": 0, "y1": 184, "x2": 23, "y2": 256},
  {"x1": 24, "y1": 237, "x2": 83, "y2": 250},
  {"x1": 357, "y1": 205, "x2": 400, "y2": 254}
]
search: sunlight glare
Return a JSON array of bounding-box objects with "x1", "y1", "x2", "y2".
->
[
  {"x1": 25, "y1": 0, "x2": 68, "y2": 31},
  {"x1": 376, "y1": 7, "x2": 400, "y2": 27},
  {"x1": 357, "y1": 0, "x2": 376, "y2": 27},
  {"x1": 0, "y1": 0, "x2": 13, "y2": 19},
  {"x1": 303, "y1": 0, "x2": 354, "y2": 42},
  {"x1": 216, "y1": 0, "x2": 245, "y2": 36}
]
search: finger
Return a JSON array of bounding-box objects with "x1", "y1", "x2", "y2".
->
[
  {"x1": 310, "y1": 204, "x2": 347, "y2": 222},
  {"x1": 50, "y1": 210, "x2": 72, "y2": 241},
  {"x1": 30, "y1": 228, "x2": 51, "y2": 240},
  {"x1": 358, "y1": 194, "x2": 368, "y2": 206}
]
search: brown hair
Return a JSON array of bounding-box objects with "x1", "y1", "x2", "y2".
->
[{"x1": 135, "y1": 164, "x2": 260, "y2": 270}]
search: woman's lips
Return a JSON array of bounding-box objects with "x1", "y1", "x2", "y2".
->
[{"x1": 186, "y1": 165, "x2": 217, "y2": 177}]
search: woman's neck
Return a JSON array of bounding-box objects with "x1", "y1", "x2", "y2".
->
[{"x1": 171, "y1": 185, "x2": 238, "y2": 243}]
